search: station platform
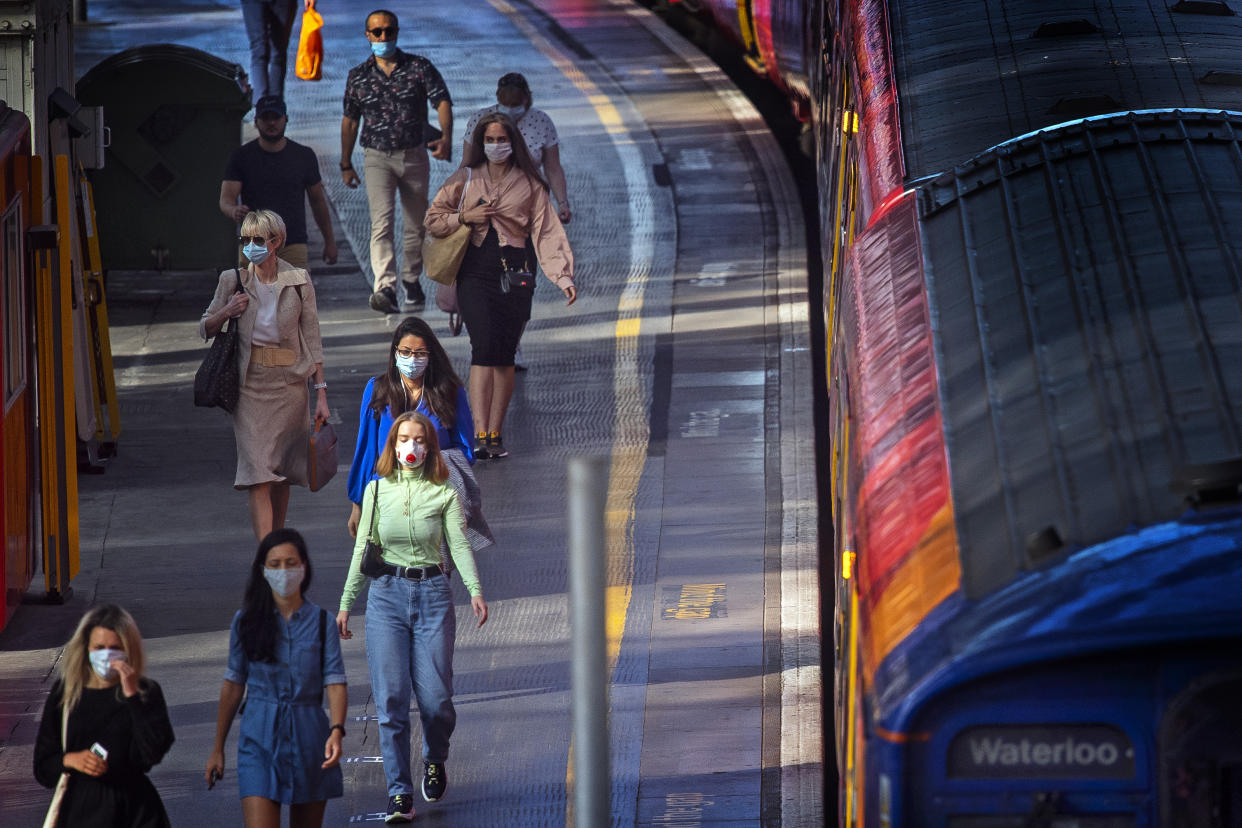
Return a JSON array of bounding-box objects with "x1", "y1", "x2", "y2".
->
[{"x1": 0, "y1": 0, "x2": 821, "y2": 824}]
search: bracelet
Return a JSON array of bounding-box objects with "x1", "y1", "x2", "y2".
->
[
  {"x1": 312, "y1": 382, "x2": 328, "y2": 390},
  {"x1": 329, "y1": 724, "x2": 346, "y2": 737},
  {"x1": 339, "y1": 164, "x2": 353, "y2": 171}
]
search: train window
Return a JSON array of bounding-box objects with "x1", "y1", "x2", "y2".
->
[
  {"x1": 2, "y1": 195, "x2": 24, "y2": 407},
  {"x1": 1159, "y1": 674, "x2": 1242, "y2": 827}
]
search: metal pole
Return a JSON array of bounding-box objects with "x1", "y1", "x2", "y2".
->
[{"x1": 568, "y1": 457, "x2": 609, "y2": 827}]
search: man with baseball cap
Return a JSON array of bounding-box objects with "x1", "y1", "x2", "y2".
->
[{"x1": 220, "y1": 95, "x2": 339, "y2": 269}]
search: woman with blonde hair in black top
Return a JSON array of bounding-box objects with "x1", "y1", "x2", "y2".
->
[{"x1": 34, "y1": 604, "x2": 175, "y2": 827}]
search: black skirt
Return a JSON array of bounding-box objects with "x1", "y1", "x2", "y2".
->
[{"x1": 457, "y1": 227, "x2": 535, "y2": 367}]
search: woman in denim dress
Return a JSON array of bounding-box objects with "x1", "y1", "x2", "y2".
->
[{"x1": 206, "y1": 528, "x2": 347, "y2": 827}]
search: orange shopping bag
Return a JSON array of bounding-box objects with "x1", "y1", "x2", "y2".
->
[{"x1": 295, "y1": 1, "x2": 324, "y2": 81}]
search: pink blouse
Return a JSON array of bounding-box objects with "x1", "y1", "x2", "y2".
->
[{"x1": 425, "y1": 165, "x2": 574, "y2": 288}]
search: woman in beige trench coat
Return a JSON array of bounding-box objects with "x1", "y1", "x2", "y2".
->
[{"x1": 200, "y1": 209, "x2": 331, "y2": 539}]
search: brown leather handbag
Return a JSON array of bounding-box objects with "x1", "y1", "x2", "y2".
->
[{"x1": 308, "y1": 420, "x2": 338, "y2": 492}]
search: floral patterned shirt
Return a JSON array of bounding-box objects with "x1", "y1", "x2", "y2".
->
[{"x1": 343, "y1": 50, "x2": 452, "y2": 151}]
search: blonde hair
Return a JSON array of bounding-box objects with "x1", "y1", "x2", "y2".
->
[
  {"x1": 374, "y1": 411, "x2": 449, "y2": 482},
  {"x1": 58, "y1": 604, "x2": 147, "y2": 713},
  {"x1": 240, "y1": 209, "x2": 286, "y2": 248}
]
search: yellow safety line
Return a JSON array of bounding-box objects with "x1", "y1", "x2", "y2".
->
[{"x1": 483, "y1": 1, "x2": 652, "y2": 822}]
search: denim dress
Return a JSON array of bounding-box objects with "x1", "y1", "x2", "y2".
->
[{"x1": 225, "y1": 603, "x2": 346, "y2": 803}]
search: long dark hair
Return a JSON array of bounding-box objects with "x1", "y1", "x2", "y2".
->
[
  {"x1": 238, "y1": 528, "x2": 313, "y2": 664},
  {"x1": 370, "y1": 316, "x2": 463, "y2": 428},
  {"x1": 463, "y1": 112, "x2": 547, "y2": 189}
]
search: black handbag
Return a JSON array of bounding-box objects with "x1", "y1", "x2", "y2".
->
[
  {"x1": 194, "y1": 269, "x2": 244, "y2": 412},
  {"x1": 360, "y1": 480, "x2": 386, "y2": 578},
  {"x1": 500, "y1": 255, "x2": 535, "y2": 294}
]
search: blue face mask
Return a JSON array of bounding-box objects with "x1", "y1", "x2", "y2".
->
[
  {"x1": 395, "y1": 353, "x2": 429, "y2": 379},
  {"x1": 499, "y1": 105, "x2": 527, "y2": 121},
  {"x1": 243, "y1": 241, "x2": 270, "y2": 265},
  {"x1": 371, "y1": 40, "x2": 397, "y2": 59}
]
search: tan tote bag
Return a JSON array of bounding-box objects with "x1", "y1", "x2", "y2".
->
[
  {"x1": 42, "y1": 703, "x2": 70, "y2": 828},
  {"x1": 423, "y1": 168, "x2": 473, "y2": 287}
]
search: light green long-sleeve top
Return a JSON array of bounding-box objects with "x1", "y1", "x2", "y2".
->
[{"x1": 340, "y1": 469, "x2": 482, "y2": 611}]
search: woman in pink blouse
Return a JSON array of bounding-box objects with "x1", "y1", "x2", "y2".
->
[{"x1": 424, "y1": 113, "x2": 576, "y2": 460}]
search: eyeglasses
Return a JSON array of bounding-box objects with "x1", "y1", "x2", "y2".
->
[
  {"x1": 396, "y1": 348, "x2": 430, "y2": 359},
  {"x1": 238, "y1": 235, "x2": 273, "y2": 246},
  {"x1": 368, "y1": 26, "x2": 398, "y2": 37}
]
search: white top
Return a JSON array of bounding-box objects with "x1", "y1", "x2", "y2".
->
[
  {"x1": 463, "y1": 105, "x2": 559, "y2": 167},
  {"x1": 252, "y1": 278, "x2": 281, "y2": 346}
]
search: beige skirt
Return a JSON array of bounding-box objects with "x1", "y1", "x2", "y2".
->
[{"x1": 232, "y1": 362, "x2": 310, "y2": 489}]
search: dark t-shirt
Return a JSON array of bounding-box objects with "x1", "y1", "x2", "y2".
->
[{"x1": 223, "y1": 139, "x2": 321, "y2": 244}]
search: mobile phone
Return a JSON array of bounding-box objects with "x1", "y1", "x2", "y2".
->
[
  {"x1": 89, "y1": 742, "x2": 108, "y2": 761},
  {"x1": 476, "y1": 197, "x2": 489, "y2": 206}
]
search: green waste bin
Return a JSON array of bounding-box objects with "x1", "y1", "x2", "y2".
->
[{"x1": 77, "y1": 44, "x2": 251, "y2": 270}]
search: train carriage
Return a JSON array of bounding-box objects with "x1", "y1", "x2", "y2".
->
[
  {"x1": 809, "y1": 0, "x2": 1242, "y2": 824},
  {"x1": 0, "y1": 103, "x2": 36, "y2": 629}
]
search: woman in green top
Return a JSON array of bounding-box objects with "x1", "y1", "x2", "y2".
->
[{"x1": 337, "y1": 412, "x2": 487, "y2": 824}]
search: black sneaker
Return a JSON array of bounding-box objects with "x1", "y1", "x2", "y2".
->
[
  {"x1": 422, "y1": 761, "x2": 447, "y2": 802},
  {"x1": 385, "y1": 794, "x2": 415, "y2": 823},
  {"x1": 487, "y1": 434, "x2": 508, "y2": 459},
  {"x1": 404, "y1": 281, "x2": 426, "y2": 308},
  {"x1": 370, "y1": 286, "x2": 399, "y2": 314},
  {"x1": 473, "y1": 435, "x2": 492, "y2": 461}
]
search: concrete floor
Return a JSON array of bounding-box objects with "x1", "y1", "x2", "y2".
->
[{"x1": 0, "y1": 0, "x2": 821, "y2": 824}]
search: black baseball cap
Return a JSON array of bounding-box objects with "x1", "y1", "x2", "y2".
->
[{"x1": 255, "y1": 96, "x2": 287, "y2": 117}]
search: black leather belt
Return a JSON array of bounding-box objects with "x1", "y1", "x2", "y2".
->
[{"x1": 379, "y1": 563, "x2": 443, "y2": 580}]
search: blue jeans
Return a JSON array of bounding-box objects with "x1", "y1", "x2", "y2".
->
[
  {"x1": 240, "y1": 0, "x2": 297, "y2": 101},
  {"x1": 366, "y1": 574, "x2": 458, "y2": 797}
]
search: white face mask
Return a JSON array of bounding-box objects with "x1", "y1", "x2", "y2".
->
[
  {"x1": 263, "y1": 566, "x2": 303, "y2": 598},
  {"x1": 89, "y1": 648, "x2": 127, "y2": 680},
  {"x1": 396, "y1": 440, "x2": 427, "y2": 468},
  {"x1": 484, "y1": 142, "x2": 513, "y2": 163}
]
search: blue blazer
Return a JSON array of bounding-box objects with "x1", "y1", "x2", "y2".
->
[{"x1": 346, "y1": 376, "x2": 475, "y2": 505}]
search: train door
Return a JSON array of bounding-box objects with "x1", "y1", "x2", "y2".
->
[{"x1": 0, "y1": 105, "x2": 34, "y2": 630}]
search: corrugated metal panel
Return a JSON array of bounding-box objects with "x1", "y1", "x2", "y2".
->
[
  {"x1": 890, "y1": 0, "x2": 1242, "y2": 178},
  {"x1": 920, "y1": 109, "x2": 1242, "y2": 598}
]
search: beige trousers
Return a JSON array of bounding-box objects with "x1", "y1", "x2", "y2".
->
[{"x1": 363, "y1": 146, "x2": 429, "y2": 293}]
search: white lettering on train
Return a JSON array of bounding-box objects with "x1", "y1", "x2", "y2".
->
[{"x1": 968, "y1": 737, "x2": 1122, "y2": 768}]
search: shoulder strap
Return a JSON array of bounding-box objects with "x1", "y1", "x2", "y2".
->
[
  {"x1": 368, "y1": 479, "x2": 380, "y2": 542},
  {"x1": 456, "y1": 167, "x2": 472, "y2": 212},
  {"x1": 233, "y1": 267, "x2": 242, "y2": 294},
  {"x1": 60, "y1": 691, "x2": 69, "y2": 750}
]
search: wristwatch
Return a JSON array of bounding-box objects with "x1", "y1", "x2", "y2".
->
[{"x1": 330, "y1": 723, "x2": 346, "y2": 737}]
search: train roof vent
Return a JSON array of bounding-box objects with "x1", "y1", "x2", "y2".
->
[
  {"x1": 1201, "y1": 70, "x2": 1242, "y2": 86},
  {"x1": 1024, "y1": 526, "x2": 1065, "y2": 566},
  {"x1": 1032, "y1": 19, "x2": 1101, "y2": 37},
  {"x1": 1171, "y1": 458, "x2": 1242, "y2": 509},
  {"x1": 1172, "y1": 0, "x2": 1235, "y2": 15},
  {"x1": 1048, "y1": 94, "x2": 1122, "y2": 116}
]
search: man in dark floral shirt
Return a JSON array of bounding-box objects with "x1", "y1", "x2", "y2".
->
[{"x1": 341, "y1": 9, "x2": 453, "y2": 314}]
